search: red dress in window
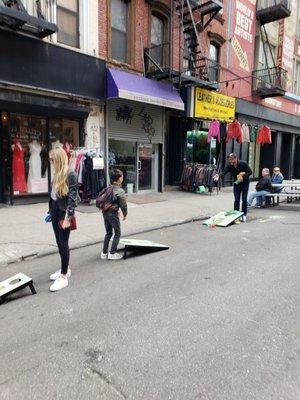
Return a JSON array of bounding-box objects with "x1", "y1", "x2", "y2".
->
[{"x1": 12, "y1": 140, "x2": 27, "y2": 193}]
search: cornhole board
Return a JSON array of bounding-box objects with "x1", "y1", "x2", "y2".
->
[
  {"x1": 0, "y1": 273, "x2": 36, "y2": 303},
  {"x1": 119, "y1": 239, "x2": 169, "y2": 259},
  {"x1": 203, "y1": 210, "x2": 244, "y2": 227}
]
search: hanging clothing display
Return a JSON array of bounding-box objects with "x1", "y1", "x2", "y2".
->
[
  {"x1": 226, "y1": 120, "x2": 242, "y2": 143},
  {"x1": 181, "y1": 163, "x2": 220, "y2": 192},
  {"x1": 63, "y1": 141, "x2": 72, "y2": 160},
  {"x1": 220, "y1": 122, "x2": 227, "y2": 143},
  {"x1": 207, "y1": 120, "x2": 220, "y2": 143},
  {"x1": 241, "y1": 124, "x2": 250, "y2": 143},
  {"x1": 257, "y1": 125, "x2": 272, "y2": 145},
  {"x1": 27, "y1": 140, "x2": 42, "y2": 193},
  {"x1": 250, "y1": 125, "x2": 259, "y2": 142},
  {"x1": 12, "y1": 140, "x2": 27, "y2": 193},
  {"x1": 73, "y1": 149, "x2": 106, "y2": 202}
]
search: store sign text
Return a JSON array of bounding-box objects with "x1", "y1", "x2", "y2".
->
[{"x1": 194, "y1": 88, "x2": 236, "y2": 121}]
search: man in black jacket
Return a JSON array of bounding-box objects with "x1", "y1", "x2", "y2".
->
[
  {"x1": 216, "y1": 153, "x2": 252, "y2": 222},
  {"x1": 247, "y1": 168, "x2": 272, "y2": 208}
]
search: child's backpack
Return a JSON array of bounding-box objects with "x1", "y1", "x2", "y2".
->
[{"x1": 96, "y1": 186, "x2": 114, "y2": 211}]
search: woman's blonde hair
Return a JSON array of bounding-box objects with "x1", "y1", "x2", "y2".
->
[{"x1": 51, "y1": 147, "x2": 69, "y2": 198}]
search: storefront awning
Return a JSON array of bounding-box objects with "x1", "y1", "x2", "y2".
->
[{"x1": 107, "y1": 68, "x2": 184, "y2": 111}]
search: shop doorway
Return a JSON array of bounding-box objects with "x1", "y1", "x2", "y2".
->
[
  {"x1": 108, "y1": 139, "x2": 160, "y2": 193},
  {"x1": 138, "y1": 143, "x2": 158, "y2": 192},
  {"x1": 294, "y1": 135, "x2": 300, "y2": 179},
  {"x1": 280, "y1": 134, "x2": 292, "y2": 179}
]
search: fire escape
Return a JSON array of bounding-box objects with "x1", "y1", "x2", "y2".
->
[
  {"x1": 252, "y1": 0, "x2": 291, "y2": 98},
  {"x1": 144, "y1": 0, "x2": 223, "y2": 90},
  {"x1": 0, "y1": 0, "x2": 57, "y2": 38}
]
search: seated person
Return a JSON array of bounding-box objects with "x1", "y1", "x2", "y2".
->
[
  {"x1": 247, "y1": 168, "x2": 272, "y2": 208},
  {"x1": 271, "y1": 167, "x2": 284, "y2": 193}
]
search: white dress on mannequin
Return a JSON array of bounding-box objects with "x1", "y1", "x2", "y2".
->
[
  {"x1": 50, "y1": 140, "x2": 63, "y2": 180},
  {"x1": 27, "y1": 140, "x2": 42, "y2": 193}
]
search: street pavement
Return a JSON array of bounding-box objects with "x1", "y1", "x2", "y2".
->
[
  {"x1": 0, "y1": 206, "x2": 299, "y2": 400},
  {"x1": 0, "y1": 188, "x2": 235, "y2": 267}
]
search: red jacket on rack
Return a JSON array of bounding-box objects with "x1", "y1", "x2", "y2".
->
[
  {"x1": 226, "y1": 120, "x2": 242, "y2": 144},
  {"x1": 257, "y1": 125, "x2": 272, "y2": 144}
]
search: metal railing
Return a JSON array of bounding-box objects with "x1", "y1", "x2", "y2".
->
[
  {"x1": 256, "y1": 0, "x2": 291, "y2": 11},
  {"x1": 252, "y1": 66, "x2": 287, "y2": 93},
  {"x1": 144, "y1": 43, "x2": 220, "y2": 84},
  {"x1": 144, "y1": 43, "x2": 170, "y2": 74}
]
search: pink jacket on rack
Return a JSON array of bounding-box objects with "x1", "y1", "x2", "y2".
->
[{"x1": 207, "y1": 120, "x2": 220, "y2": 143}]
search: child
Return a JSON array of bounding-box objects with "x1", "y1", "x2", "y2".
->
[{"x1": 101, "y1": 169, "x2": 127, "y2": 260}]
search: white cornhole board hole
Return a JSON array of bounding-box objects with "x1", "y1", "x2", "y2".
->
[
  {"x1": 0, "y1": 273, "x2": 36, "y2": 303},
  {"x1": 203, "y1": 210, "x2": 244, "y2": 227},
  {"x1": 119, "y1": 239, "x2": 169, "y2": 259}
]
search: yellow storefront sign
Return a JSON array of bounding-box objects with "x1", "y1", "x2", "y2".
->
[{"x1": 194, "y1": 88, "x2": 236, "y2": 122}]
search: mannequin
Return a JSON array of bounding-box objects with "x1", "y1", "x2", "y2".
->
[
  {"x1": 27, "y1": 139, "x2": 42, "y2": 192},
  {"x1": 12, "y1": 138, "x2": 27, "y2": 193}
]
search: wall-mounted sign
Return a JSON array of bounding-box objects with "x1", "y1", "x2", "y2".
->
[
  {"x1": 231, "y1": 0, "x2": 257, "y2": 73},
  {"x1": 194, "y1": 88, "x2": 236, "y2": 121}
]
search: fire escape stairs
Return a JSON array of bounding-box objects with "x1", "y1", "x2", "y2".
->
[{"x1": 0, "y1": 0, "x2": 57, "y2": 38}]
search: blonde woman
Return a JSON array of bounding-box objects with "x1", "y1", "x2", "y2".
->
[{"x1": 48, "y1": 147, "x2": 78, "y2": 292}]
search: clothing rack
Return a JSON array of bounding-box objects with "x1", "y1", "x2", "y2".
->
[{"x1": 181, "y1": 163, "x2": 220, "y2": 194}]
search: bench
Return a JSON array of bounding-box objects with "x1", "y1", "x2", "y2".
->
[{"x1": 265, "y1": 193, "x2": 300, "y2": 206}]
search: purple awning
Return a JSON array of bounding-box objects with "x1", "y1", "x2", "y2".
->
[{"x1": 107, "y1": 68, "x2": 184, "y2": 111}]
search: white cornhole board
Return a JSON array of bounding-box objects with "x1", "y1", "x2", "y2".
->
[
  {"x1": 203, "y1": 210, "x2": 244, "y2": 227},
  {"x1": 0, "y1": 273, "x2": 36, "y2": 303},
  {"x1": 119, "y1": 239, "x2": 169, "y2": 259}
]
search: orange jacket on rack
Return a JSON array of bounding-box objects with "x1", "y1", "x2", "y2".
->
[
  {"x1": 226, "y1": 120, "x2": 242, "y2": 144},
  {"x1": 257, "y1": 125, "x2": 272, "y2": 144}
]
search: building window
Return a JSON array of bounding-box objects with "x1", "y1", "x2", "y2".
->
[
  {"x1": 57, "y1": 0, "x2": 79, "y2": 48},
  {"x1": 294, "y1": 61, "x2": 300, "y2": 96},
  {"x1": 209, "y1": 43, "x2": 220, "y2": 82},
  {"x1": 151, "y1": 14, "x2": 165, "y2": 66},
  {"x1": 111, "y1": 0, "x2": 129, "y2": 63},
  {"x1": 258, "y1": 41, "x2": 276, "y2": 70}
]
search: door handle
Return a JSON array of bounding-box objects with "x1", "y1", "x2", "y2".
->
[{"x1": 138, "y1": 161, "x2": 141, "y2": 171}]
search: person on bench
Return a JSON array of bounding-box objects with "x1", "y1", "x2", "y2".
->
[
  {"x1": 247, "y1": 168, "x2": 272, "y2": 208},
  {"x1": 271, "y1": 167, "x2": 284, "y2": 193}
]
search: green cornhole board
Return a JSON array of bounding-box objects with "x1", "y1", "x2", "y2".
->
[
  {"x1": 203, "y1": 210, "x2": 244, "y2": 227},
  {"x1": 119, "y1": 239, "x2": 169, "y2": 259},
  {"x1": 0, "y1": 273, "x2": 36, "y2": 303}
]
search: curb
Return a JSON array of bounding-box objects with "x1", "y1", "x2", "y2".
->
[{"x1": 0, "y1": 215, "x2": 208, "y2": 268}]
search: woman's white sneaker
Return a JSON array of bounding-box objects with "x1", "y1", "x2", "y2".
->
[
  {"x1": 108, "y1": 252, "x2": 123, "y2": 260},
  {"x1": 50, "y1": 268, "x2": 71, "y2": 281},
  {"x1": 50, "y1": 276, "x2": 68, "y2": 292},
  {"x1": 100, "y1": 252, "x2": 108, "y2": 259}
]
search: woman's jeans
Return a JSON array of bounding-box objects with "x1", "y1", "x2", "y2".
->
[
  {"x1": 247, "y1": 190, "x2": 269, "y2": 207},
  {"x1": 233, "y1": 181, "x2": 250, "y2": 216},
  {"x1": 50, "y1": 200, "x2": 70, "y2": 274}
]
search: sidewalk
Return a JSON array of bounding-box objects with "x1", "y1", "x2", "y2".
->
[{"x1": 0, "y1": 187, "x2": 237, "y2": 266}]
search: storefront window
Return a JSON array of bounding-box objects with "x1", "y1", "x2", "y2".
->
[
  {"x1": 186, "y1": 130, "x2": 216, "y2": 164},
  {"x1": 108, "y1": 139, "x2": 136, "y2": 192},
  {"x1": 10, "y1": 114, "x2": 47, "y2": 196},
  {"x1": 49, "y1": 118, "x2": 80, "y2": 180}
]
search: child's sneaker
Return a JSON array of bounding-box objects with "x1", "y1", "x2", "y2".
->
[
  {"x1": 108, "y1": 252, "x2": 123, "y2": 260},
  {"x1": 100, "y1": 252, "x2": 108, "y2": 259}
]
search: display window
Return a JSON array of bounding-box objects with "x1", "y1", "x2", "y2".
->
[
  {"x1": 186, "y1": 130, "x2": 217, "y2": 165},
  {"x1": 0, "y1": 112, "x2": 81, "y2": 202},
  {"x1": 10, "y1": 114, "x2": 47, "y2": 195}
]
